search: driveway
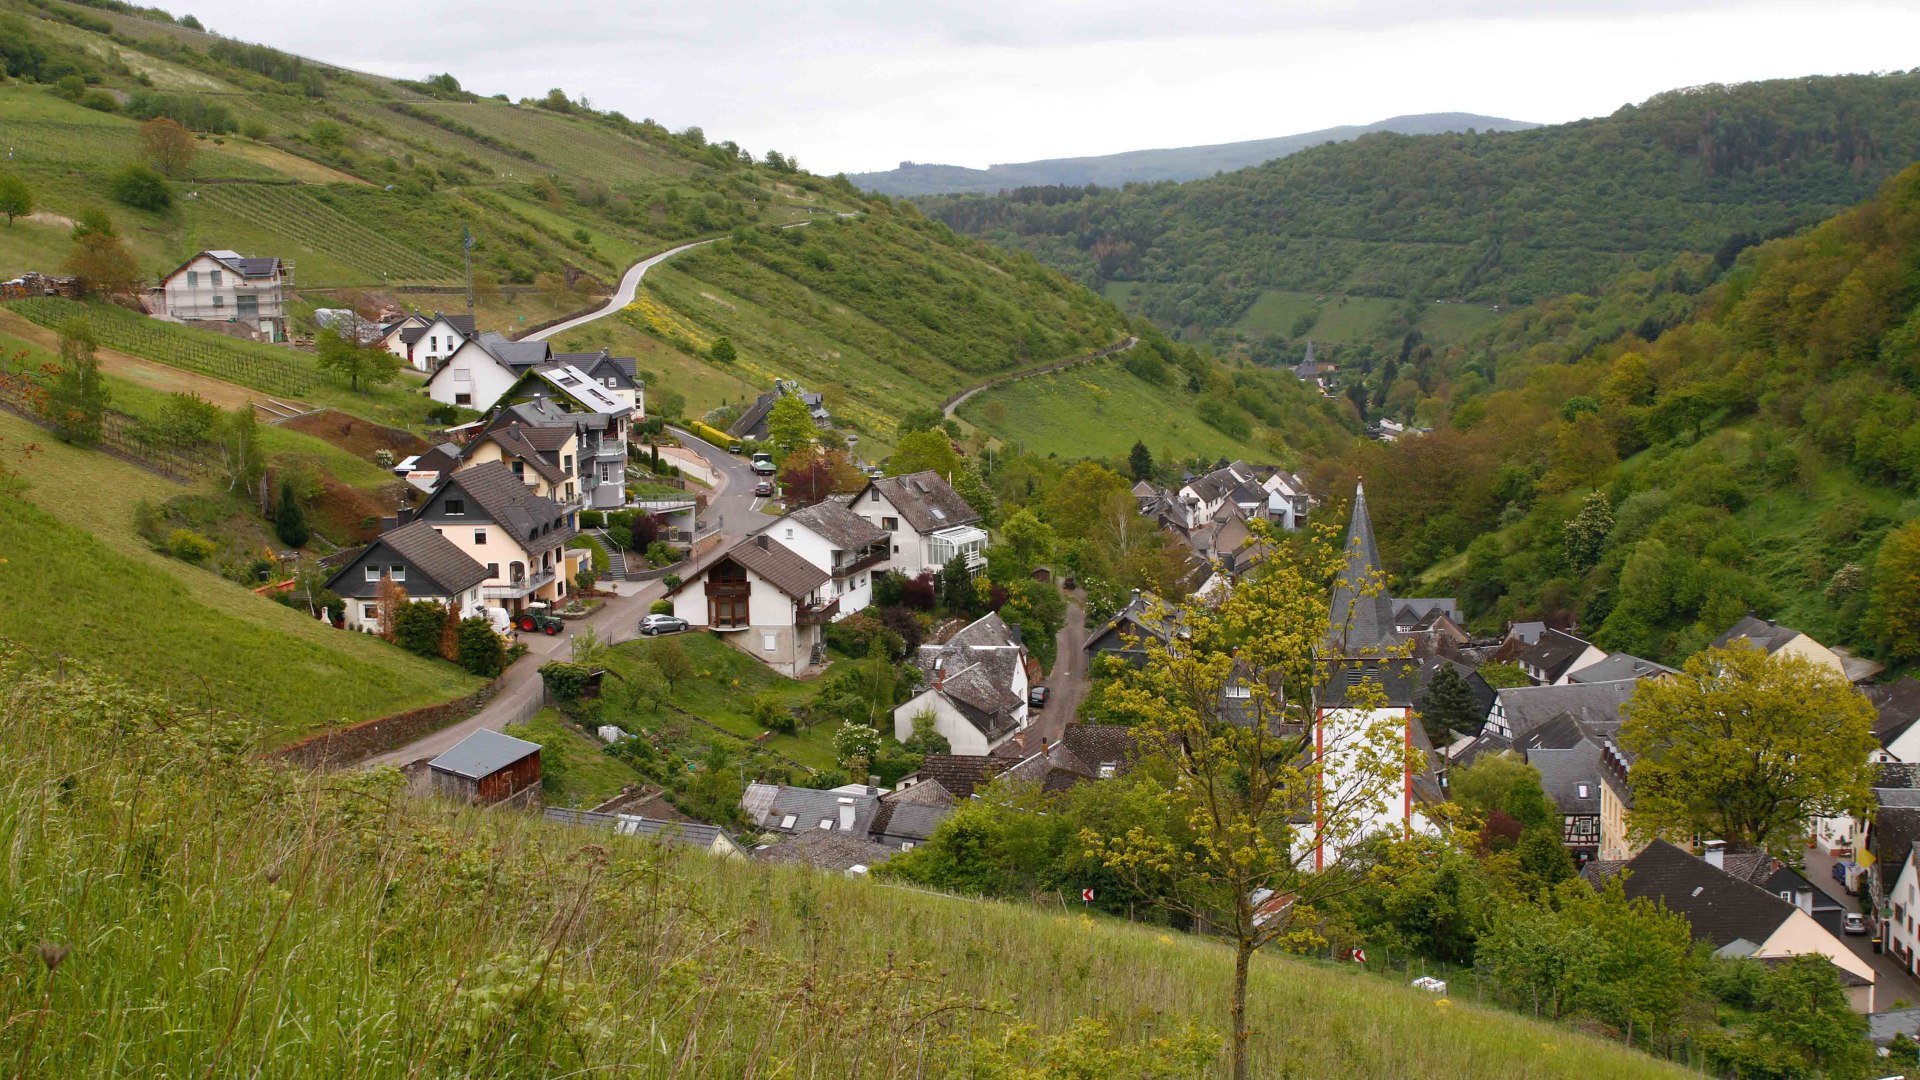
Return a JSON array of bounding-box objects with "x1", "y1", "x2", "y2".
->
[
  {"x1": 365, "y1": 433, "x2": 768, "y2": 770},
  {"x1": 1802, "y1": 846, "x2": 1920, "y2": 1005}
]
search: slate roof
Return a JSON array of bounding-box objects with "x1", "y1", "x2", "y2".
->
[
  {"x1": 429, "y1": 461, "x2": 574, "y2": 556},
  {"x1": 726, "y1": 392, "x2": 779, "y2": 439},
  {"x1": 478, "y1": 416, "x2": 574, "y2": 452},
  {"x1": 1000, "y1": 743, "x2": 1099, "y2": 792},
  {"x1": 430, "y1": 729, "x2": 541, "y2": 780},
  {"x1": 1602, "y1": 840, "x2": 1799, "y2": 949},
  {"x1": 476, "y1": 330, "x2": 552, "y2": 369},
  {"x1": 400, "y1": 326, "x2": 428, "y2": 346},
  {"x1": 325, "y1": 520, "x2": 490, "y2": 600},
  {"x1": 432, "y1": 312, "x2": 477, "y2": 336},
  {"x1": 723, "y1": 534, "x2": 829, "y2": 599},
  {"x1": 1492, "y1": 680, "x2": 1638, "y2": 741},
  {"x1": 914, "y1": 613, "x2": 1026, "y2": 741},
  {"x1": 469, "y1": 424, "x2": 569, "y2": 485},
  {"x1": 1519, "y1": 629, "x2": 1597, "y2": 682},
  {"x1": 1085, "y1": 591, "x2": 1177, "y2": 657},
  {"x1": 783, "y1": 500, "x2": 887, "y2": 551},
  {"x1": 1392, "y1": 598, "x2": 1462, "y2": 626},
  {"x1": 906, "y1": 755, "x2": 1001, "y2": 799},
  {"x1": 1058, "y1": 724, "x2": 1140, "y2": 776},
  {"x1": 1526, "y1": 744, "x2": 1604, "y2": 817},
  {"x1": 754, "y1": 830, "x2": 896, "y2": 872},
  {"x1": 1327, "y1": 483, "x2": 1398, "y2": 655},
  {"x1": 866, "y1": 471, "x2": 980, "y2": 533},
  {"x1": 1507, "y1": 621, "x2": 1548, "y2": 646},
  {"x1": 745, "y1": 783, "x2": 880, "y2": 835},
  {"x1": 542, "y1": 809, "x2": 740, "y2": 853},
  {"x1": 1712, "y1": 615, "x2": 1815, "y2": 656},
  {"x1": 1567, "y1": 652, "x2": 1677, "y2": 683},
  {"x1": 1873, "y1": 806, "x2": 1920, "y2": 869},
  {"x1": 1869, "y1": 1007, "x2": 1920, "y2": 1045},
  {"x1": 869, "y1": 782, "x2": 955, "y2": 843},
  {"x1": 1869, "y1": 678, "x2": 1920, "y2": 750}
]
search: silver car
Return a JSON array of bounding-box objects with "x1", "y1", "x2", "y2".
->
[{"x1": 640, "y1": 613, "x2": 689, "y2": 636}]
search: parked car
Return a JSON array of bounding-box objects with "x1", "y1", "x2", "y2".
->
[
  {"x1": 754, "y1": 479, "x2": 775, "y2": 497},
  {"x1": 728, "y1": 442, "x2": 743, "y2": 454},
  {"x1": 750, "y1": 452, "x2": 776, "y2": 476},
  {"x1": 640, "y1": 613, "x2": 689, "y2": 636},
  {"x1": 1844, "y1": 912, "x2": 1868, "y2": 935},
  {"x1": 1028, "y1": 686, "x2": 1049, "y2": 709}
]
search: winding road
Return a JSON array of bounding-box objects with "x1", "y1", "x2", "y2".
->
[
  {"x1": 525, "y1": 238, "x2": 720, "y2": 342},
  {"x1": 942, "y1": 336, "x2": 1139, "y2": 419}
]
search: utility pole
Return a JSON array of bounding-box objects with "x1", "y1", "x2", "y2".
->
[{"x1": 462, "y1": 224, "x2": 475, "y2": 315}]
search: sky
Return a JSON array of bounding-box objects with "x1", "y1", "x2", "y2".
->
[{"x1": 180, "y1": 0, "x2": 1920, "y2": 175}]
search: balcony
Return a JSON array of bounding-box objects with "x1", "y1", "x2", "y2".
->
[
  {"x1": 591, "y1": 441, "x2": 627, "y2": 460},
  {"x1": 796, "y1": 596, "x2": 841, "y2": 626},
  {"x1": 832, "y1": 545, "x2": 889, "y2": 578},
  {"x1": 483, "y1": 569, "x2": 555, "y2": 600}
]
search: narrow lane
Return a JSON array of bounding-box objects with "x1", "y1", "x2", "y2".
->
[
  {"x1": 1802, "y1": 846, "x2": 1920, "y2": 1006},
  {"x1": 525, "y1": 238, "x2": 718, "y2": 342}
]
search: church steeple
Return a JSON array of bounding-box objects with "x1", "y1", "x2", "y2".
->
[{"x1": 1328, "y1": 482, "x2": 1398, "y2": 654}]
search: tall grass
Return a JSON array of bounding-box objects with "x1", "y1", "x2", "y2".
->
[{"x1": 0, "y1": 646, "x2": 1686, "y2": 1077}]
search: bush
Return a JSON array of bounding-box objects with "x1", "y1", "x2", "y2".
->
[
  {"x1": 108, "y1": 164, "x2": 172, "y2": 212},
  {"x1": 823, "y1": 612, "x2": 906, "y2": 661},
  {"x1": 391, "y1": 600, "x2": 449, "y2": 660},
  {"x1": 662, "y1": 574, "x2": 682, "y2": 590},
  {"x1": 751, "y1": 693, "x2": 796, "y2": 734},
  {"x1": 79, "y1": 90, "x2": 118, "y2": 113},
  {"x1": 273, "y1": 480, "x2": 309, "y2": 548},
  {"x1": 166, "y1": 528, "x2": 216, "y2": 563},
  {"x1": 539, "y1": 661, "x2": 593, "y2": 702},
  {"x1": 645, "y1": 541, "x2": 679, "y2": 567},
  {"x1": 456, "y1": 617, "x2": 505, "y2": 676},
  {"x1": 649, "y1": 599, "x2": 674, "y2": 615}
]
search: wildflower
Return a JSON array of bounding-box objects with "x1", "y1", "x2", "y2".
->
[{"x1": 37, "y1": 942, "x2": 68, "y2": 971}]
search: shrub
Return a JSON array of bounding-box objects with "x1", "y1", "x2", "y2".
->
[
  {"x1": 751, "y1": 693, "x2": 796, "y2": 734},
  {"x1": 457, "y1": 617, "x2": 505, "y2": 676},
  {"x1": 823, "y1": 612, "x2": 906, "y2": 661},
  {"x1": 649, "y1": 599, "x2": 673, "y2": 615},
  {"x1": 166, "y1": 528, "x2": 216, "y2": 563},
  {"x1": 273, "y1": 480, "x2": 309, "y2": 548},
  {"x1": 645, "y1": 541, "x2": 678, "y2": 567},
  {"x1": 80, "y1": 90, "x2": 118, "y2": 113},
  {"x1": 391, "y1": 600, "x2": 449, "y2": 659},
  {"x1": 109, "y1": 164, "x2": 172, "y2": 212},
  {"x1": 662, "y1": 574, "x2": 681, "y2": 590},
  {"x1": 539, "y1": 661, "x2": 593, "y2": 702}
]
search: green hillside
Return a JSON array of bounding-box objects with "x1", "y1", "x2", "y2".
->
[
  {"x1": 1327, "y1": 163, "x2": 1920, "y2": 671},
  {"x1": 0, "y1": 645, "x2": 1688, "y2": 1077},
  {"x1": 922, "y1": 73, "x2": 1920, "y2": 345},
  {"x1": 0, "y1": 0, "x2": 1347, "y2": 454}
]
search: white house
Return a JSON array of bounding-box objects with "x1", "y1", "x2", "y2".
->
[
  {"x1": 376, "y1": 313, "x2": 430, "y2": 359},
  {"x1": 892, "y1": 611, "x2": 1031, "y2": 756},
  {"x1": 407, "y1": 460, "x2": 586, "y2": 615},
  {"x1": 552, "y1": 348, "x2": 643, "y2": 411},
  {"x1": 667, "y1": 534, "x2": 835, "y2": 676},
  {"x1": 1517, "y1": 628, "x2": 1607, "y2": 685},
  {"x1": 157, "y1": 250, "x2": 288, "y2": 340},
  {"x1": 762, "y1": 500, "x2": 891, "y2": 615},
  {"x1": 322, "y1": 520, "x2": 490, "y2": 632},
  {"x1": 407, "y1": 312, "x2": 477, "y2": 372},
  {"x1": 425, "y1": 331, "x2": 554, "y2": 410},
  {"x1": 1712, "y1": 616, "x2": 1850, "y2": 681},
  {"x1": 851, "y1": 471, "x2": 986, "y2": 577}
]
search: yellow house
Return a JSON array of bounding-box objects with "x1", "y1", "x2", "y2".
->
[
  {"x1": 1712, "y1": 616, "x2": 1849, "y2": 680},
  {"x1": 410, "y1": 460, "x2": 586, "y2": 614},
  {"x1": 457, "y1": 422, "x2": 583, "y2": 513}
]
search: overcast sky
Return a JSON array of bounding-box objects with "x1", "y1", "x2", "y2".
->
[{"x1": 182, "y1": 0, "x2": 1920, "y2": 175}]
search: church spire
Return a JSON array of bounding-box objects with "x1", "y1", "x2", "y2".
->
[{"x1": 1329, "y1": 481, "x2": 1398, "y2": 654}]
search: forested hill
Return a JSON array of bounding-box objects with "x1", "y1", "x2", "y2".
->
[
  {"x1": 1320, "y1": 162, "x2": 1920, "y2": 673},
  {"x1": 918, "y1": 74, "x2": 1920, "y2": 337},
  {"x1": 847, "y1": 113, "x2": 1536, "y2": 196}
]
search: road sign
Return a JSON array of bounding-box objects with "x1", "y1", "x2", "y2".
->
[
  {"x1": 1081, "y1": 888, "x2": 1094, "y2": 903},
  {"x1": 1350, "y1": 947, "x2": 1367, "y2": 964}
]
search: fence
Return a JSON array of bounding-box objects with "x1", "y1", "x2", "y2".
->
[{"x1": 0, "y1": 380, "x2": 215, "y2": 482}]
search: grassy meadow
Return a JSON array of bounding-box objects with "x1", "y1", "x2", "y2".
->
[
  {"x1": 600, "y1": 633, "x2": 842, "y2": 770},
  {"x1": 957, "y1": 356, "x2": 1272, "y2": 463},
  {"x1": 0, "y1": 411, "x2": 478, "y2": 737},
  {"x1": 0, "y1": 646, "x2": 1690, "y2": 1077}
]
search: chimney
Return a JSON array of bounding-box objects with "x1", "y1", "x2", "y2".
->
[
  {"x1": 837, "y1": 796, "x2": 856, "y2": 832},
  {"x1": 866, "y1": 774, "x2": 880, "y2": 797},
  {"x1": 1702, "y1": 839, "x2": 1726, "y2": 870},
  {"x1": 933, "y1": 657, "x2": 945, "y2": 689}
]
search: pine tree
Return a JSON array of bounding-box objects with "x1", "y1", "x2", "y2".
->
[
  {"x1": 1128, "y1": 440, "x2": 1154, "y2": 482},
  {"x1": 1417, "y1": 664, "x2": 1482, "y2": 742},
  {"x1": 274, "y1": 480, "x2": 310, "y2": 548}
]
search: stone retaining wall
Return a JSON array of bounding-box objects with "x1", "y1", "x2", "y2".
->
[{"x1": 270, "y1": 681, "x2": 499, "y2": 770}]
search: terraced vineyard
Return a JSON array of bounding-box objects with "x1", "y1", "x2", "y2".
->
[
  {"x1": 7, "y1": 298, "x2": 319, "y2": 398},
  {"x1": 194, "y1": 184, "x2": 460, "y2": 284},
  {"x1": 417, "y1": 101, "x2": 695, "y2": 181}
]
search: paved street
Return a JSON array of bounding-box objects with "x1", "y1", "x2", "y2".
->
[
  {"x1": 366, "y1": 431, "x2": 770, "y2": 769},
  {"x1": 1803, "y1": 846, "x2": 1920, "y2": 1006}
]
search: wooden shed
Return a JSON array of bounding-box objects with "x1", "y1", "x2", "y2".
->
[{"x1": 428, "y1": 729, "x2": 543, "y2": 806}]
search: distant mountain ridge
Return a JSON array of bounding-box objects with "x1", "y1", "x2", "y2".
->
[{"x1": 847, "y1": 113, "x2": 1539, "y2": 195}]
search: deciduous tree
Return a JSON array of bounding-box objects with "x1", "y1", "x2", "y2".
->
[
  {"x1": 314, "y1": 326, "x2": 402, "y2": 391},
  {"x1": 137, "y1": 116, "x2": 197, "y2": 176},
  {"x1": 764, "y1": 393, "x2": 815, "y2": 457},
  {"x1": 1562, "y1": 489, "x2": 1614, "y2": 572},
  {"x1": 46, "y1": 319, "x2": 108, "y2": 446},
  {"x1": 1868, "y1": 521, "x2": 1920, "y2": 660},
  {"x1": 0, "y1": 172, "x2": 31, "y2": 226},
  {"x1": 62, "y1": 230, "x2": 140, "y2": 296},
  {"x1": 1620, "y1": 642, "x2": 1878, "y2": 848}
]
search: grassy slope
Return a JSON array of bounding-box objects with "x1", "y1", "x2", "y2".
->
[
  {"x1": 508, "y1": 708, "x2": 649, "y2": 808},
  {"x1": 601, "y1": 633, "x2": 840, "y2": 770},
  {"x1": 958, "y1": 356, "x2": 1270, "y2": 462},
  {"x1": 0, "y1": 647, "x2": 1687, "y2": 1077},
  {"x1": 1231, "y1": 289, "x2": 1505, "y2": 348},
  {"x1": 0, "y1": 411, "x2": 478, "y2": 737}
]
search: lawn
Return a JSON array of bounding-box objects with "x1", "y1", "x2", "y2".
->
[
  {"x1": 0, "y1": 412, "x2": 479, "y2": 739},
  {"x1": 601, "y1": 633, "x2": 840, "y2": 770},
  {"x1": 506, "y1": 708, "x2": 649, "y2": 808},
  {"x1": 958, "y1": 356, "x2": 1271, "y2": 463}
]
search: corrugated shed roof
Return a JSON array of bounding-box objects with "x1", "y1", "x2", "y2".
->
[{"x1": 430, "y1": 729, "x2": 541, "y2": 780}]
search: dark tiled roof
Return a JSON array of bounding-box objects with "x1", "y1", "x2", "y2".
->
[
  {"x1": 1085, "y1": 592, "x2": 1176, "y2": 657},
  {"x1": 378, "y1": 520, "x2": 490, "y2": 594},
  {"x1": 1392, "y1": 598, "x2": 1461, "y2": 625},
  {"x1": 783, "y1": 501, "x2": 886, "y2": 551},
  {"x1": 1519, "y1": 629, "x2": 1597, "y2": 681},
  {"x1": 867, "y1": 471, "x2": 980, "y2": 533},
  {"x1": 1058, "y1": 725, "x2": 1139, "y2": 775},
  {"x1": 469, "y1": 425, "x2": 569, "y2": 485},
  {"x1": 871, "y1": 780, "x2": 956, "y2": 842},
  {"x1": 435, "y1": 312, "x2": 477, "y2": 336},
  {"x1": 429, "y1": 729, "x2": 540, "y2": 780},
  {"x1": 1327, "y1": 483, "x2": 1398, "y2": 655},
  {"x1": 401, "y1": 326, "x2": 427, "y2": 345},
  {"x1": 476, "y1": 331, "x2": 552, "y2": 369},
  {"x1": 726, "y1": 392, "x2": 778, "y2": 439},
  {"x1": 542, "y1": 809, "x2": 740, "y2": 853},
  {"x1": 908, "y1": 756, "x2": 1001, "y2": 799},
  {"x1": 755, "y1": 830, "x2": 895, "y2": 872},
  {"x1": 1873, "y1": 806, "x2": 1920, "y2": 869},
  {"x1": 725, "y1": 535, "x2": 829, "y2": 600},
  {"x1": 1494, "y1": 680, "x2": 1638, "y2": 741},
  {"x1": 1869, "y1": 679, "x2": 1920, "y2": 749},
  {"x1": 429, "y1": 461, "x2": 574, "y2": 555},
  {"x1": 747, "y1": 784, "x2": 879, "y2": 835},
  {"x1": 1605, "y1": 840, "x2": 1797, "y2": 949},
  {"x1": 1567, "y1": 652, "x2": 1677, "y2": 683},
  {"x1": 914, "y1": 614, "x2": 1026, "y2": 741},
  {"x1": 1526, "y1": 744, "x2": 1603, "y2": 815}
]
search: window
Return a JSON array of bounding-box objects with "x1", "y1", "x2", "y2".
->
[
  {"x1": 485, "y1": 563, "x2": 499, "y2": 579},
  {"x1": 454, "y1": 393, "x2": 472, "y2": 406},
  {"x1": 901, "y1": 841, "x2": 915, "y2": 851},
  {"x1": 563, "y1": 454, "x2": 573, "y2": 471},
  {"x1": 186, "y1": 270, "x2": 198, "y2": 288},
  {"x1": 429, "y1": 335, "x2": 438, "y2": 352},
  {"x1": 881, "y1": 516, "x2": 898, "y2": 531},
  {"x1": 209, "y1": 270, "x2": 222, "y2": 288},
  {"x1": 473, "y1": 529, "x2": 487, "y2": 545},
  {"x1": 512, "y1": 461, "x2": 525, "y2": 478},
  {"x1": 1224, "y1": 684, "x2": 1251, "y2": 699},
  {"x1": 365, "y1": 566, "x2": 381, "y2": 582},
  {"x1": 784, "y1": 527, "x2": 793, "y2": 539},
  {"x1": 454, "y1": 369, "x2": 471, "y2": 382},
  {"x1": 212, "y1": 295, "x2": 224, "y2": 309},
  {"x1": 1577, "y1": 784, "x2": 1590, "y2": 799},
  {"x1": 445, "y1": 499, "x2": 466, "y2": 516},
  {"x1": 390, "y1": 565, "x2": 406, "y2": 582},
  {"x1": 779, "y1": 814, "x2": 796, "y2": 830},
  {"x1": 870, "y1": 489, "x2": 881, "y2": 503},
  {"x1": 818, "y1": 818, "x2": 833, "y2": 830},
  {"x1": 603, "y1": 377, "x2": 616, "y2": 387}
]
